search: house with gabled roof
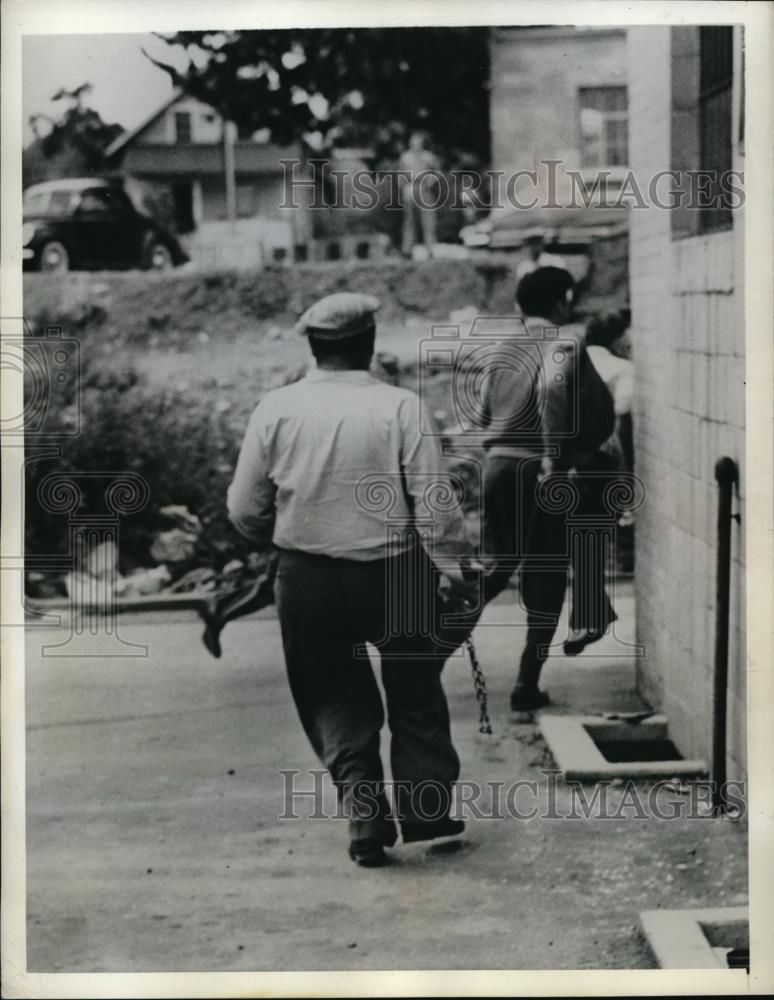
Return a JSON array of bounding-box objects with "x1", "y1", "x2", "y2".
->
[
  {"x1": 105, "y1": 90, "x2": 312, "y2": 268},
  {"x1": 105, "y1": 90, "x2": 390, "y2": 268}
]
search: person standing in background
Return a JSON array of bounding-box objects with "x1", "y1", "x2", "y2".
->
[
  {"x1": 585, "y1": 309, "x2": 634, "y2": 473},
  {"x1": 515, "y1": 234, "x2": 573, "y2": 285},
  {"x1": 584, "y1": 311, "x2": 634, "y2": 463},
  {"x1": 399, "y1": 131, "x2": 441, "y2": 257}
]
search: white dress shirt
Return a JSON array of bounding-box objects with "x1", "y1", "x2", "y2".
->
[
  {"x1": 227, "y1": 368, "x2": 469, "y2": 561},
  {"x1": 586, "y1": 345, "x2": 634, "y2": 416}
]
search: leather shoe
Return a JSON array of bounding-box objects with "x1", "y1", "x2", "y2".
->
[
  {"x1": 348, "y1": 838, "x2": 390, "y2": 867},
  {"x1": 198, "y1": 603, "x2": 223, "y2": 659},
  {"x1": 510, "y1": 686, "x2": 551, "y2": 712},
  {"x1": 563, "y1": 627, "x2": 605, "y2": 656}
]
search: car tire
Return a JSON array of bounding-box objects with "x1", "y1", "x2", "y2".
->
[
  {"x1": 144, "y1": 241, "x2": 174, "y2": 272},
  {"x1": 39, "y1": 241, "x2": 69, "y2": 273}
]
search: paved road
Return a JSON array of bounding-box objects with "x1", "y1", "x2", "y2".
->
[{"x1": 25, "y1": 585, "x2": 748, "y2": 972}]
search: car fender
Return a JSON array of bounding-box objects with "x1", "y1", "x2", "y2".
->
[
  {"x1": 27, "y1": 223, "x2": 74, "y2": 265},
  {"x1": 140, "y1": 227, "x2": 188, "y2": 266}
]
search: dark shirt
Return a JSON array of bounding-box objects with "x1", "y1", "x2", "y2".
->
[{"x1": 478, "y1": 316, "x2": 574, "y2": 458}]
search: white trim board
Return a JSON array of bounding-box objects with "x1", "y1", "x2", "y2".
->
[
  {"x1": 539, "y1": 713, "x2": 708, "y2": 780},
  {"x1": 640, "y1": 906, "x2": 748, "y2": 969}
]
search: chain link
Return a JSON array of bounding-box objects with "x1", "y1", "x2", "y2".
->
[{"x1": 464, "y1": 636, "x2": 492, "y2": 735}]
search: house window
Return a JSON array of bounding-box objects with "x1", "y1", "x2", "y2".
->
[
  {"x1": 174, "y1": 112, "x2": 192, "y2": 144},
  {"x1": 670, "y1": 26, "x2": 735, "y2": 237},
  {"x1": 578, "y1": 87, "x2": 628, "y2": 167},
  {"x1": 172, "y1": 181, "x2": 195, "y2": 233},
  {"x1": 698, "y1": 26, "x2": 733, "y2": 232}
]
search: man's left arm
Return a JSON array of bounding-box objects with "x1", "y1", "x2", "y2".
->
[{"x1": 399, "y1": 395, "x2": 472, "y2": 563}]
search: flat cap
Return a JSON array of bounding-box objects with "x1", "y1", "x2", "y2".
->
[{"x1": 296, "y1": 292, "x2": 380, "y2": 339}]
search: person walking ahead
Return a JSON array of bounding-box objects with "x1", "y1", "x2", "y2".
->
[
  {"x1": 227, "y1": 293, "x2": 472, "y2": 867},
  {"x1": 478, "y1": 268, "x2": 615, "y2": 711}
]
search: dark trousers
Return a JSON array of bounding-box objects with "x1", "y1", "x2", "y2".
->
[
  {"x1": 401, "y1": 192, "x2": 437, "y2": 254},
  {"x1": 274, "y1": 546, "x2": 460, "y2": 844},
  {"x1": 482, "y1": 454, "x2": 614, "y2": 691},
  {"x1": 568, "y1": 463, "x2": 617, "y2": 635},
  {"x1": 483, "y1": 454, "x2": 568, "y2": 689}
]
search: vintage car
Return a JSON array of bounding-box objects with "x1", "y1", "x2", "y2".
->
[{"x1": 22, "y1": 178, "x2": 189, "y2": 272}]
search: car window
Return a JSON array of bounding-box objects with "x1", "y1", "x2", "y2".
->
[
  {"x1": 47, "y1": 190, "x2": 74, "y2": 215},
  {"x1": 77, "y1": 190, "x2": 115, "y2": 214},
  {"x1": 23, "y1": 191, "x2": 49, "y2": 214},
  {"x1": 109, "y1": 189, "x2": 135, "y2": 213}
]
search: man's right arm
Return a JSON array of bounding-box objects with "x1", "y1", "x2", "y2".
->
[{"x1": 227, "y1": 404, "x2": 277, "y2": 546}]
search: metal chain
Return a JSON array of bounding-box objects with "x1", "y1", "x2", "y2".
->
[{"x1": 464, "y1": 636, "x2": 493, "y2": 735}]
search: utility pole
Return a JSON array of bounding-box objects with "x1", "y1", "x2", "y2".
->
[{"x1": 223, "y1": 119, "x2": 237, "y2": 228}]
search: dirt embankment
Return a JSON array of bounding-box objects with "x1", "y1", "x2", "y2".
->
[{"x1": 24, "y1": 257, "x2": 520, "y2": 342}]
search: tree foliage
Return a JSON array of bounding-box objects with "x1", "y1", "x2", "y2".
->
[
  {"x1": 149, "y1": 28, "x2": 490, "y2": 167},
  {"x1": 24, "y1": 84, "x2": 124, "y2": 186}
]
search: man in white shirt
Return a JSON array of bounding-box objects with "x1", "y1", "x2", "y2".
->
[
  {"x1": 399, "y1": 131, "x2": 441, "y2": 256},
  {"x1": 228, "y1": 293, "x2": 473, "y2": 866}
]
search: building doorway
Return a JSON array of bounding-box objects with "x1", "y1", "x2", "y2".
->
[{"x1": 172, "y1": 181, "x2": 195, "y2": 234}]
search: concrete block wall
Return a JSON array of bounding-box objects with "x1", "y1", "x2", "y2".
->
[
  {"x1": 627, "y1": 28, "x2": 746, "y2": 779},
  {"x1": 183, "y1": 218, "x2": 292, "y2": 270}
]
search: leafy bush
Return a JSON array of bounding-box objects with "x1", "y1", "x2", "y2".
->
[{"x1": 25, "y1": 360, "x2": 253, "y2": 573}]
